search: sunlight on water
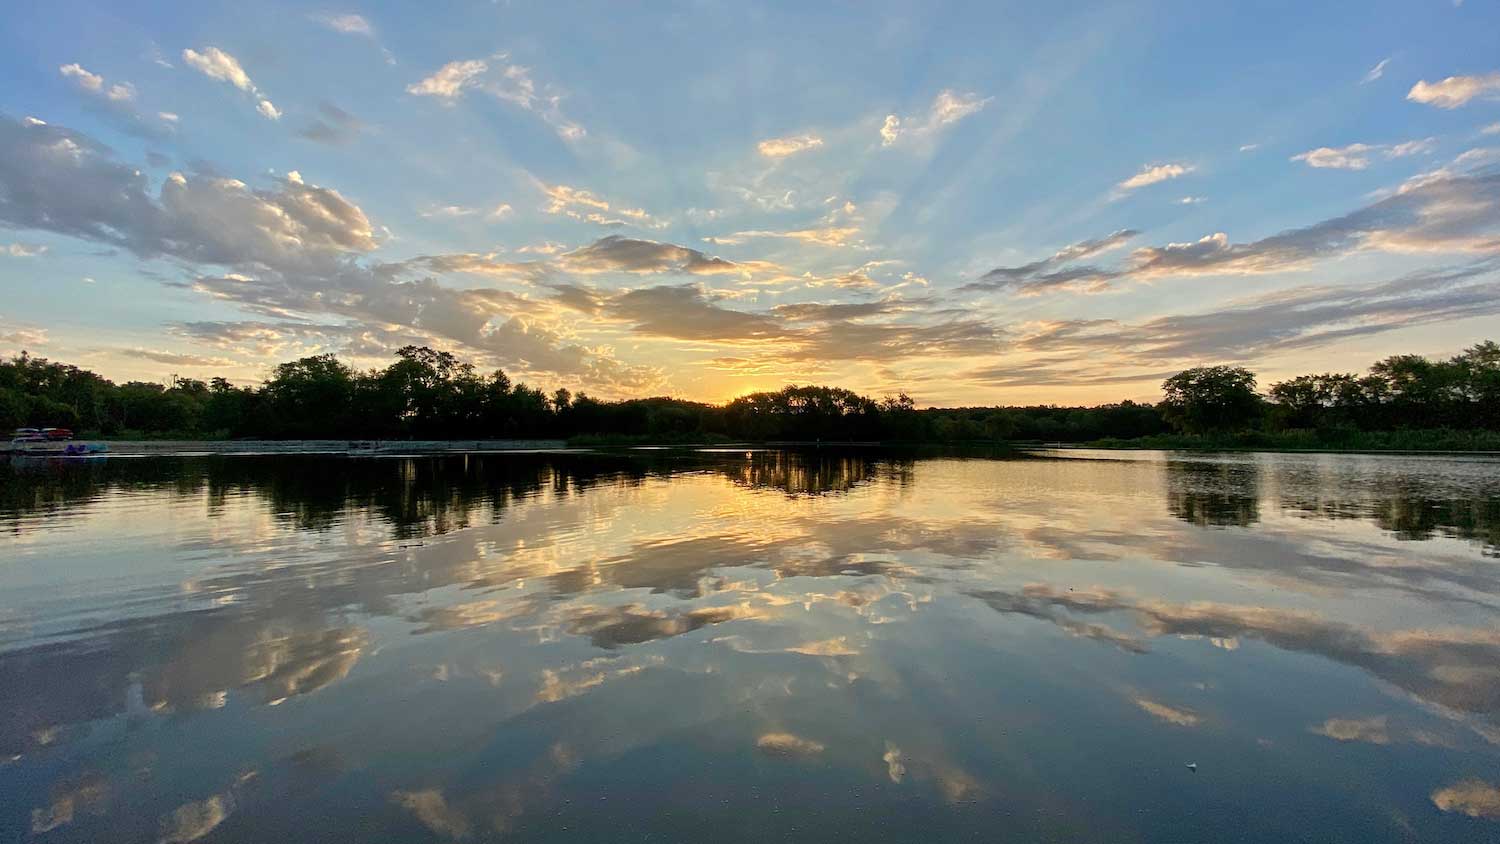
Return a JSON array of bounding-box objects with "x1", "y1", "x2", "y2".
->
[{"x1": 2, "y1": 449, "x2": 1499, "y2": 842}]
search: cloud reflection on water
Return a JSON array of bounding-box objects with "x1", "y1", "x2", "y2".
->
[{"x1": 2, "y1": 449, "x2": 1499, "y2": 841}]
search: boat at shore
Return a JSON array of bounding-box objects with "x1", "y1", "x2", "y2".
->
[{"x1": 5, "y1": 427, "x2": 110, "y2": 455}]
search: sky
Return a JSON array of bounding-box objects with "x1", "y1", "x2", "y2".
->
[{"x1": 1, "y1": 0, "x2": 1499, "y2": 406}]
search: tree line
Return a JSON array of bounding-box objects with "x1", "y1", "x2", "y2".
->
[{"x1": 1, "y1": 341, "x2": 1496, "y2": 443}]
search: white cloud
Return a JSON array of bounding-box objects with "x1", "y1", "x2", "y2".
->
[
  {"x1": 1407, "y1": 72, "x2": 1500, "y2": 108},
  {"x1": 1179, "y1": 196, "x2": 1206, "y2": 204},
  {"x1": 1292, "y1": 143, "x2": 1378, "y2": 170},
  {"x1": 1291, "y1": 138, "x2": 1436, "y2": 169},
  {"x1": 538, "y1": 182, "x2": 664, "y2": 228},
  {"x1": 1239, "y1": 143, "x2": 1260, "y2": 152},
  {"x1": 182, "y1": 47, "x2": 281, "y2": 121},
  {"x1": 880, "y1": 89, "x2": 991, "y2": 147},
  {"x1": 407, "y1": 56, "x2": 583, "y2": 139},
  {"x1": 1362, "y1": 58, "x2": 1390, "y2": 84},
  {"x1": 3, "y1": 243, "x2": 47, "y2": 257},
  {"x1": 1115, "y1": 163, "x2": 1193, "y2": 192},
  {"x1": 315, "y1": 13, "x2": 373, "y2": 35},
  {"x1": 59, "y1": 63, "x2": 103, "y2": 92},
  {"x1": 182, "y1": 47, "x2": 255, "y2": 92},
  {"x1": 1481, "y1": 122, "x2": 1500, "y2": 136},
  {"x1": 60, "y1": 64, "x2": 135, "y2": 103},
  {"x1": 1388, "y1": 137, "x2": 1437, "y2": 157},
  {"x1": 757, "y1": 133, "x2": 824, "y2": 158},
  {"x1": 57, "y1": 64, "x2": 170, "y2": 136},
  {"x1": 407, "y1": 59, "x2": 487, "y2": 99}
]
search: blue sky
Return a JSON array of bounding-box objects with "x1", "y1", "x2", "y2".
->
[{"x1": 2, "y1": 0, "x2": 1498, "y2": 404}]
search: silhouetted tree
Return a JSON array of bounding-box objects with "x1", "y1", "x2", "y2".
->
[{"x1": 1161, "y1": 366, "x2": 1262, "y2": 434}]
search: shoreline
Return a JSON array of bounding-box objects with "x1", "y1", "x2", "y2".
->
[{"x1": 33, "y1": 438, "x2": 1500, "y2": 458}]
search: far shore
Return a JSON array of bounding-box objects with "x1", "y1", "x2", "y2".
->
[{"x1": 59, "y1": 437, "x2": 1500, "y2": 458}]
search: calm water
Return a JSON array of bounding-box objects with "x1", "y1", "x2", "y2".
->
[{"x1": 2, "y1": 448, "x2": 1499, "y2": 843}]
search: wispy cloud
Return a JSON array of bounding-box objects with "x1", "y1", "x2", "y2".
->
[
  {"x1": 880, "y1": 89, "x2": 991, "y2": 147},
  {"x1": 961, "y1": 230, "x2": 1138, "y2": 295},
  {"x1": 537, "y1": 182, "x2": 664, "y2": 228},
  {"x1": 1290, "y1": 137, "x2": 1435, "y2": 169},
  {"x1": 1114, "y1": 162, "x2": 1193, "y2": 194},
  {"x1": 757, "y1": 133, "x2": 824, "y2": 158},
  {"x1": 311, "y1": 12, "x2": 396, "y2": 64},
  {"x1": 58, "y1": 63, "x2": 174, "y2": 137},
  {"x1": 408, "y1": 54, "x2": 583, "y2": 140},
  {"x1": 182, "y1": 47, "x2": 280, "y2": 120},
  {"x1": 1361, "y1": 57, "x2": 1390, "y2": 84}
]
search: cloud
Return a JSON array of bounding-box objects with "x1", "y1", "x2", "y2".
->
[
  {"x1": 390, "y1": 789, "x2": 471, "y2": 839},
  {"x1": 0, "y1": 320, "x2": 49, "y2": 349},
  {"x1": 1432, "y1": 780, "x2": 1500, "y2": 819},
  {"x1": 883, "y1": 743, "x2": 906, "y2": 783},
  {"x1": 961, "y1": 229, "x2": 1138, "y2": 295},
  {"x1": 562, "y1": 602, "x2": 760, "y2": 648},
  {"x1": 1362, "y1": 58, "x2": 1390, "y2": 84},
  {"x1": 117, "y1": 348, "x2": 238, "y2": 367},
  {"x1": 182, "y1": 47, "x2": 254, "y2": 91},
  {"x1": 1290, "y1": 138, "x2": 1436, "y2": 169},
  {"x1": 771, "y1": 300, "x2": 907, "y2": 321},
  {"x1": 297, "y1": 101, "x2": 363, "y2": 145},
  {"x1": 407, "y1": 59, "x2": 487, "y2": 98},
  {"x1": 1129, "y1": 165, "x2": 1500, "y2": 277},
  {"x1": 880, "y1": 89, "x2": 991, "y2": 147},
  {"x1": 59, "y1": 63, "x2": 104, "y2": 92},
  {"x1": 973, "y1": 583, "x2": 1500, "y2": 728},
  {"x1": 1133, "y1": 697, "x2": 1201, "y2": 726},
  {"x1": 756, "y1": 732, "x2": 826, "y2": 755},
  {"x1": 313, "y1": 12, "x2": 373, "y2": 35},
  {"x1": 0, "y1": 116, "x2": 364, "y2": 264},
  {"x1": 1292, "y1": 143, "x2": 1379, "y2": 170},
  {"x1": 0, "y1": 115, "x2": 670, "y2": 392},
  {"x1": 557, "y1": 236, "x2": 747, "y2": 276},
  {"x1": 408, "y1": 55, "x2": 583, "y2": 139},
  {"x1": 1179, "y1": 196, "x2": 1206, "y2": 204},
  {"x1": 606, "y1": 284, "x2": 790, "y2": 341},
  {"x1": 758, "y1": 133, "x2": 823, "y2": 158},
  {"x1": 1239, "y1": 143, "x2": 1260, "y2": 152},
  {"x1": 538, "y1": 182, "x2": 663, "y2": 228},
  {"x1": 1408, "y1": 72, "x2": 1500, "y2": 108},
  {"x1": 158, "y1": 793, "x2": 233, "y2": 843},
  {"x1": 880, "y1": 115, "x2": 901, "y2": 146},
  {"x1": 182, "y1": 47, "x2": 280, "y2": 120},
  {"x1": 3, "y1": 243, "x2": 47, "y2": 257},
  {"x1": 1007, "y1": 261, "x2": 1500, "y2": 369},
  {"x1": 706, "y1": 198, "x2": 865, "y2": 248},
  {"x1": 1115, "y1": 163, "x2": 1192, "y2": 193},
  {"x1": 1310, "y1": 716, "x2": 1391, "y2": 744},
  {"x1": 58, "y1": 63, "x2": 172, "y2": 137},
  {"x1": 706, "y1": 226, "x2": 860, "y2": 247}
]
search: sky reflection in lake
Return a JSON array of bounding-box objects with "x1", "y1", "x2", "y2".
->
[{"x1": 2, "y1": 449, "x2": 1499, "y2": 842}]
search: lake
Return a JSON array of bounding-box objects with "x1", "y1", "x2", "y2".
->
[{"x1": 2, "y1": 448, "x2": 1499, "y2": 842}]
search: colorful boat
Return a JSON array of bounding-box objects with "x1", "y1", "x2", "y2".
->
[{"x1": 6, "y1": 427, "x2": 110, "y2": 455}]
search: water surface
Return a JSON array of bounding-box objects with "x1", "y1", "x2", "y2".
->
[{"x1": 3, "y1": 448, "x2": 1499, "y2": 842}]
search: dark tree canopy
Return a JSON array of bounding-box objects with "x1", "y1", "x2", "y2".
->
[
  {"x1": 1, "y1": 341, "x2": 1496, "y2": 443},
  {"x1": 1160, "y1": 366, "x2": 1262, "y2": 434}
]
